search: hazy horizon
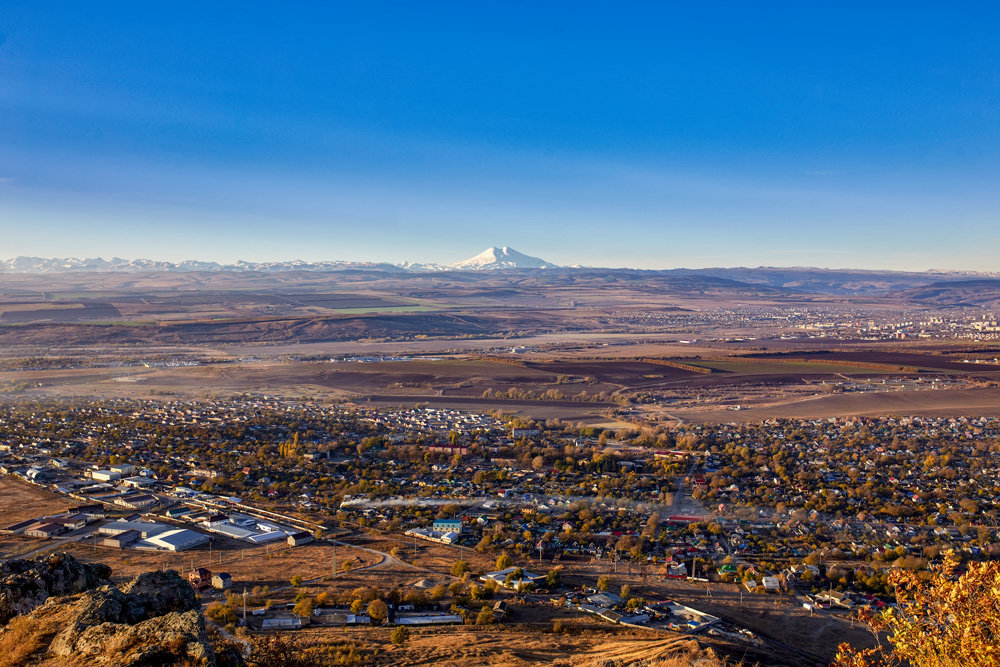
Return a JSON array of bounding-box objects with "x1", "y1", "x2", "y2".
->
[{"x1": 1, "y1": 247, "x2": 997, "y2": 275}]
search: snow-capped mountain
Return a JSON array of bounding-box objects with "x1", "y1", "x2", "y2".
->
[
  {"x1": 0, "y1": 256, "x2": 405, "y2": 274},
  {"x1": 0, "y1": 248, "x2": 558, "y2": 273},
  {"x1": 447, "y1": 247, "x2": 558, "y2": 270}
]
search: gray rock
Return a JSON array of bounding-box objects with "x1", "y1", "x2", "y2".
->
[
  {"x1": 0, "y1": 552, "x2": 111, "y2": 623},
  {"x1": 50, "y1": 570, "x2": 215, "y2": 666}
]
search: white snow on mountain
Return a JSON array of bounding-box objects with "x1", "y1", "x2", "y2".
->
[
  {"x1": 0, "y1": 247, "x2": 558, "y2": 273},
  {"x1": 447, "y1": 247, "x2": 558, "y2": 270}
]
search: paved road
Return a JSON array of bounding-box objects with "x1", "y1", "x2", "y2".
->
[{"x1": 14, "y1": 526, "x2": 100, "y2": 559}]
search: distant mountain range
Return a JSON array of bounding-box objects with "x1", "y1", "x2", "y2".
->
[
  {"x1": 2, "y1": 249, "x2": 998, "y2": 300},
  {"x1": 0, "y1": 246, "x2": 558, "y2": 274}
]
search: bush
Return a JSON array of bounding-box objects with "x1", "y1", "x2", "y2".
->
[
  {"x1": 451, "y1": 560, "x2": 470, "y2": 577},
  {"x1": 390, "y1": 626, "x2": 411, "y2": 645},
  {"x1": 206, "y1": 600, "x2": 238, "y2": 625},
  {"x1": 475, "y1": 605, "x2": 494, "y2": 625}
]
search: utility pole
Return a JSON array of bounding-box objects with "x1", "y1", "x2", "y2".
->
[
  {"x1": 332, "y1": 544, "x2": 337, "y2": 579},
  {"x1": 242, "y1": 587, "x2": 247, "y2": 625}
]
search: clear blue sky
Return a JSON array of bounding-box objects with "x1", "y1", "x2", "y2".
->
[{"x1": 1, "y1": 2, "x2": 998, "y2": 270}]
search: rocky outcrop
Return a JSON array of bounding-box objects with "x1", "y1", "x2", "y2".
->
[
  {"x1": 49, "y1": 569, "x2": 213, "y2": 666},
  {"x1": 0, "y1": 552, "x2": 111, "y2": 623},
  {"x1": 54, "y1": 608, "x2": 213, "y2": 666},
  {"x1": 0, "y1": 555, "x2": 216, "y2": 666}
]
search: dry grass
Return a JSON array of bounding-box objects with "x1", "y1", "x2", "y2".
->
[
  {"x1": 61, "y1": 540, "x2": 379, "y2": 590},
  {"x1": 289, "y1": 623, "x2": 740, "y2": 667},
  {"x1": 0, "y1": 615, "x2": 50, "y2": 667},
  {"x1": 570, "y1": 637, "x2": 728, "y2": 666},
  {"x1": 0, "y1": 477, "x2": 70, "y2": 526}
]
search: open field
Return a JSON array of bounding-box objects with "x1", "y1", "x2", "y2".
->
[
  {"x1": 677, "y1": 385, "x2": 1000, "y2": 423},
  {"x1": 2, "y1": 346, "x2": 999, "y2": 424},
  {"x1": 738, "y1": 349, "x2": 1000, "y2": 373},
  {"x1": 296, "y1": 623, "x2": 748, "y2": 666},
  {"x1": 0, "y1": 477, "x2": 71, "y2": 525}
]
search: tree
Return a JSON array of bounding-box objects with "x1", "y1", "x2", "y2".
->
[
  {"x1": 390, "y1": 626, "x2": 411, "y2": 645},
  {"x1": 205, "y1": 600, "x2": 237, "y2": 625},
  {"x1": 546, "y1": 568, "x2": 561, "y2": 588},
  {"x1": 451, "y1": 560, "x2": 470, "y2": 577},
  {"x1": 367, "y1": 599, "x2": 389, "y2": 625},
  {"x1": 835, "y1": 557, "x2": 1000, "y2": 666},
  {"x1": 597, "y1": 575, "x2": 610, "y2": 592},
  {"x1": 496, "y1": 553, "x2": 513, "y2": 570},
  {"x1": 290, "y1": 574, "x2": 303, "y2": 588},
  {"x1": 292, "y1": 596, "x2": 314, "y2": 618},
  {"x1": 476, "y1": 605, "x2": 494, "y2": 625}
]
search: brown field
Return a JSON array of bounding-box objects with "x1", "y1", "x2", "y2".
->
[
  {"x1": 55, "y1": 539, "x2": 380, "y2": 590},
  {"x1": 524, "y1": 359, "x2": 702, "y2": 385},
  {"x1": 0, "y1": 477, "x2": 72, "y2": 525},
  {"x1": 738, "y1": 350, "x2": 1000, "y2": 373},
  {"x1": 679, "y1": 385, "x2": 1000, "y2": 423},
  {"x1": 3, "y1": 346, "x2": 999, "y2": 425},
  {"x1": 294, "y1": 623, "x2": 754, "y2": 666}
]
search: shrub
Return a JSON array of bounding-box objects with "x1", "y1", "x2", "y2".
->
[{"x1": 390, "y1": 626, "x2": 411, "y2": 645}]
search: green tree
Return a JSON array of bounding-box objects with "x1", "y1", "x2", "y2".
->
[{"x1": 496, "y1": 553, "x2": 513, "y2": 570}]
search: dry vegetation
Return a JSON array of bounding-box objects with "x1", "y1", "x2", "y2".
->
[
  {"x1": 0, "y1": 477, "x2": 70, "y2": 526},
  {"x1": 289, "y1": 623, "x2": 737, "y2": 667}
]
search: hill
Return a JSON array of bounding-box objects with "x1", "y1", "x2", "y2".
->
[{"x1": 895, "y1": 279, "x2": 1000, "y2": 307}]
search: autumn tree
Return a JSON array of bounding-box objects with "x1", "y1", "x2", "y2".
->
[
  {"x1": 292, "y1": 595, "x2": 314, "y2": 618},
  {"x1": 451, "y1": 560, "x2": 470, "y2": 577},
  {"x1": 835, "y1": 557, "x2": 1000, "y2": 666},
  {"x1": 367, "y1": 599, "x2": 389, "y2": 625}
]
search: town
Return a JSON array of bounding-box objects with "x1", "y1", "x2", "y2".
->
[{"x1": 1, "y1": 395, "x2": 997, "y2": 663}]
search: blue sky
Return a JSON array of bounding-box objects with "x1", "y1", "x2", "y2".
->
[{"x1": 1, "y1": 2, "x2": 998, "y2": 270}]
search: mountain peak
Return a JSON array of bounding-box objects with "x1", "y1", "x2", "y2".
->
[{"x1": 448, "y1": 247, "x2": 557, "y2": 270}]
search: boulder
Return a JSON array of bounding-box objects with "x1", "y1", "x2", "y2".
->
[
  {"x1": 0, "y1": 552, "x2": 111, "y2": 623},
  {"x1": 50, "y1": 569, "x2": 214, "y2": 666}
]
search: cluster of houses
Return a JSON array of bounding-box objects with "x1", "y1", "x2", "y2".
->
[
  {"x1": 358, "y1": 407, "x2": 505, "y2": 435},
  {"x1": 1, "y1": 504, "x2": 104, "y2": 540}
]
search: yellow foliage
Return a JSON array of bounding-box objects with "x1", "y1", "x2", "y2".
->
[{"x1": 835, "y1": 557, "x2": 1000, "y2": 667}]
